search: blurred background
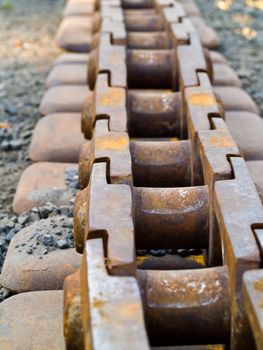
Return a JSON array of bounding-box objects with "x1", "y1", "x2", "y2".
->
[{"x1": 196, "y1": 0, "x2": 263, "y2": 115}]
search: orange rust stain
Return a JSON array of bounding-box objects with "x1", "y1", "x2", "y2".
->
[
  {"x1": 188, "y1": 92, "x2": 216, "y2": 106},
  {"x1": 168, "y1": 137, "x2": 178, "y2": 142},
  {"x1": 105, "y1": 257, "x2": 112, "y2": 269},
  {"x1": 208, "y1": 134, "x2": 234, "y2": 148},
  {"x1": 92, "y1": 298, "x2": 108, "y2": 320},
  {"x1": 95, "y1": 136, "x2": 128, "y2": 150},
  {"x1": 99, "y1": 89, "x2": 124, "y2": 107},
  {"x1": 120, "y1": 303, "x2": 140, "y2": 319},
  {"x1": 254, "y1": 278, "x2": 263, "y2": 292},
  {"x1": 0, "y1": 122, "x2": 11, "y2": 128}
]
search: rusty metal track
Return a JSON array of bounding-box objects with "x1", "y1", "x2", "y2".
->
[
  {"x1": 62, "y1": 0, "x2": 263, "y2": 349},
  {"x1": 0, "y1": 0, "x2": 263, "y2": 349}
]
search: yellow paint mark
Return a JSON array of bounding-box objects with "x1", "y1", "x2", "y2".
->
[
  {"x1": 93, "y1": 298, "x2": 105, "y2": 308},
  {"x1": 136, "y1": 256, "x2": 149, "y2": 266},
  {"x1": 99, "y1": 89, "x2": 124, "y2": 107},
  {"x1": 168, "y1": 137, "x2": 178, "y2": 142},
  {"x1": 188, "y1": 92, "x2": 216, "y2": 106},
  {"x1": 254, "y1": 278, "x2": 263, "y2": 292},
  {"x1": 186, "y1": 254, "x2": 206, "y2": 266},
  {"x1": 207, "y1": 346, "x2": 224, "y2": 350}
]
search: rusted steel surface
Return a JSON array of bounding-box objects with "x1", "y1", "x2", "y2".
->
[
  {"x1": 1, "y1": 0, "x2": 261, "y2": 348},
  {"x1": 133, "y1": 185, "x2": 209, "y2": 249},
  {"x1": 243, "y1": 270, "x2": 263, "y2": 350},
  {"x1": 82, "y1": 73, "x2": 127, "y2": 138},
  {"x1": 63, "y1": 270, "x2": 84, "y2": 350},
  {"x1": 81, "y1": 238, "x2": 149, "y2": 349},
  {"x1": 130, "y1": 139, "x2": 191, "y2": 187},
  {"x1": 79, "y1": 119, "x2": 131, "y2": 188},
  {"x1": 127, "y1": 90, "x2": 181, "y2": 137},
  {"x1": 88, "y1": 33, "x2": 126, "y2": 89},
  {"x1": 214, "y1": 157, "x2": 263, "y2": 350},
  {"x1": 66, "y1": 0, "x2": 263, "y2": 348},
  {"x1": 137, "y1": 266, "x2": 230, "y2": 346},
  {"x1": 74, "y1": 162, "x2": 135, "y2": 275}
]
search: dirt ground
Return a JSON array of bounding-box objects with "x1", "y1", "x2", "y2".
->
[
  {"x1": 196, "y1": 0, "x2": 263, "y2": 114},
  {"x1": 0, "y1": 0, "x2": 63, "y2": 217}
]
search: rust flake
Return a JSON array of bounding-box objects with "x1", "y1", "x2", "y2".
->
[
  {"x1": 188, "y1": 91, "x2": 216, "y2": 106},
  {"x1": 0, "y1": 122, "x2": 11, "y2": 129},
  {"x1": 207, "y1": 134, "x2": 234, "y2": 148},
  {"x1": 120, "y1": 303, "x2": 141, "y2": 319},
  {"x1": 99, "y1": 89, "x2": 124, "y2": 107},
  {"x1": 96, "y1": 136, "x2": 128, "y2": 150}
]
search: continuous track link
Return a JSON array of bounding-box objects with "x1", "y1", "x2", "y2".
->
[
  {"x1": 70, "y1": 1, "x2": 263, "y2": 349},
  {"x1": 0, "y1": 0, "x2": 263, "y2": 349}
]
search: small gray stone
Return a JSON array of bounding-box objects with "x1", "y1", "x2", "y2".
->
[
  {"x1": 1, "y1": 287, "x2": 11, "y2": 299},
  {"x1": 5, "y1": 105, "x2": 17, "y2": 115},
  {"x1": 0, "y1": 224, "x2": 6, "y2": 233},
  {"x1": 149, "y1": 249, "x2": 166, "y2": 257},
  {"x1": 42, "y1": 234, "x2": 54, "y2": 247},
  {"x1": 56, "y1": 239, "x2": 69, "y2": 249},
  {"x1": 39, "y1": 206, "x2": 51, "y2": 219},
  {"x1": 176, "y1": 249, "x2": 202, "y2": 257},
  {"x1": 136, "y1": 250, "x2": 148, "y2": 256},
  {"x1": 10, "y1": 139, "x2": 24, "y2": 150},
  {"x1": 5, "y1": 229, "x2": 16, "y2": 242},
  {"x1": 6, "y1": 221, "x2": 15, "y2": 229},
  {"x1": 14, "y1": 224, "x2": 23, "y2": 233},
  {"x1": 18, "y1": 214, "x2": 29, "y2": 225},
  {"x1": 61, "y1": 221, "x2": 72, "y2": 228},
  {"x1": 26, "y1": 247, "x2": 33, "y2": 254},
  {"x1": 53, "y1": 228, "x2": 62, "y2": 236},
  {"x1": 30, "y1": 212, "x2": 40, "y2": 221},
  {"x1": 59, "y1": 206, "x2": 71, "y2": 216},
  {"x1": 0, "y1": 141, "x2": 11, "y2": 150},
  {"x1": 20, "y1": 130, "x2": 32, "y2": 139},
  {"x1": 45, "y1": 202, "x2": 58, "y2": 213},
  {"x1": 167, "y1": 249, "x2": 177, "y2": 255}
]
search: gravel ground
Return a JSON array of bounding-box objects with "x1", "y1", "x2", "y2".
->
[
  {"x1": 196, "y1": 0, "x2": 263, "y2": 115},
  {"x1": 0, "y1": 0, "x2": 63, "y2": 215},
  {"x1": 0, "y1": 0, "x2": 65, "y2": 285}
]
